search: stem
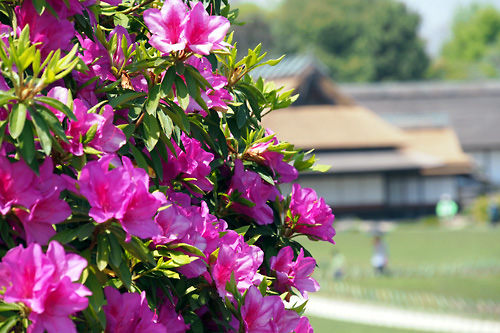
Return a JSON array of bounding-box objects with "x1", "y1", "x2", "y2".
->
[
  {"x1": 122, "y1": 0, "x2": 155, "y2": 15},
  {"x1": 135, "y1": 111, "x2": 145, "y2": 129}
]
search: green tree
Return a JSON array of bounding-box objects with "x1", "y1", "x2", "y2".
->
[
  {"x1": 431, "y1": 4, "x2": 500, "y2": 80},
  {"x1": 231, "y1": 4, "x2": 276, "y2": 57},
  {"x1": 269, "y1": 0, "x2": 429, "y2": 82}
]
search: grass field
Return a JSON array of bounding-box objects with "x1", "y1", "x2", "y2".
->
[
  {"x1": 308, "y1": 316, "x2": 428, "y2": 333},
  {"x1": 299, "y1": 220, "x2": 500, "y2": 331}
]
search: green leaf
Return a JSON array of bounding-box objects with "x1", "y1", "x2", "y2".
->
[
  {"x1": 36, "y1": 104, "x2": 69, "y2": 143},
  {"x1": 96, "y1": 233, "x2": 110, "y2": 271},
  {"x1": 8, "y1": 103, "x2": 27, "y2": 139},
  {"x1": 82, "y1": 146, "x2": 102, "y2": 155},
  {"x1": 108, "y1": 92, "x2": 147, "y2": 108},
  {"x1": 246, "y1": 234, "x2": 261, "y2": 246},
  {"x1": 236, "y1": 104, "x2": 248, "y2": 128},
  {"x1": 130, "y1": 145, "x2": 150, "y2": 172},
  {"x1": 293, "y1": 152, "x2": 316, "y2": 171},
  {"x1": 160, "y1": 66, "x2": 176, "y2": 97},
  {"x1": 84, "y1": 268, "x2": 106, "y2": 313},
  {"x1": 0, "y1": 302, "x2": 22, "y2": 312},
  {"x1": 83, "y1": 123, "x2": 98, "y2": 145},
  {"x1": 149, "y1": 148, "x2": 163, "y2": 181},
  {"x1": 17, "y1": 122, "x2": 36, "y2": 166},
  {"x1": 0, "y1": 316, "x2": 18, "y2": 333},
  {"x1": 164, "y1": 102, "x2": 190, "y2": 132},
  {"x1": 110, "y1": 226, "x2": 155, "y2": 266},
  {"x1": 168, "y1": 243, "x2": 205, "y2": 257},
  {"x1": 310, "y1": 163, "x2": 331, "y2": 172},
  {"x1": 170, "y1": 250, "x2": 196, "y2": 266},
  {"x1": 107, "y1": 232, "x2": 123, "y2": 267},
  {"x1": 109, "y1": 260, "x2": 132, "y2": 290},
  {"x1": 232, "y1": 193, "x2": 256, "y2": 207},
  {"x1": 31, "y1": 0, "x2": 47, "y2": 14},
  {"x1": 18, "y1": 45, "x2": 37, "y2": 72},
  {"x1": 234, "y1": 225, "x2": 250, "y2": 236},
  {"x1": 185, "y1": 65, "x2": 211, "y2": 89},
  {"x1": 175, "y1": 60, "x2": 185, "y2": 75},
  {"x1": 183, "y1": 180, "x2": 206, "y2": 196},
  {"x1": 0, "y1": 216, "x2": 15, "y2": 248},
  {"x1": 36, "y1": 96, "x2": 76, "y2": 121},
  {"x1": 29, "y1": 108, "x2": 52, "y2": 155},
  {"x1": 144, "y1": 84, "x2": 161, "y2": 116},
  {"x1": 174, "y1": 76, "x2": 190, "y2": 110},
  {"x1": 142, "y1": 113, "x2": 160, "y2": 151},
  {"x1": 50, "y1": 223, "x2": 95, "y2": 244},
  {"x1": 261, "y1": 55, "x2": 285, "y2": 67},
  {"x1": 114, "y1": 13, "x2": 129, "y2": 28},
  {"x1": 0, "y1": 93, "x2": 14, "y2": 108},
  {"x1": 157, "y1": 108, "x2": 173, "y2": 137},
  {"x1": 116, "y1": 124, "x2": 134, "y2": 143},
  {"x1": 183, "y1": 69, "x2": 199, "y2": 98},
  {"x1": 77, "y1": 223, "x2": 96, "y2": 241}
]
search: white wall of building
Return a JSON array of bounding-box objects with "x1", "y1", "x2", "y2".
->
[
  {"x1": 467, "y1": 149, "x2": 500, "y2": 185},
  {"x1": 422, "y1": 176, "x2": 457, "y2": 204},
  {"x1": 298, "y1": 174, "x2": 385, "y2": 206}
]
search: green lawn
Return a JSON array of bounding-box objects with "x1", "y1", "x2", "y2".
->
[
  {"x1": 300, "y1": 222, "x2": 500, "y2": 311},
  {"x1": 306, "y1": 223, "x2": 500, "y2": 267},
  {"x1": 308, "y1": 316, "x2": 427, "y2": 333}
]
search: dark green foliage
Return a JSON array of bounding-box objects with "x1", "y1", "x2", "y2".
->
[
  {"x1": 235, "y1": 0, "x2": 430, "y2": 82},
  {"x1": 431, "y1": 4, "x2": 500, "y2": 80}
]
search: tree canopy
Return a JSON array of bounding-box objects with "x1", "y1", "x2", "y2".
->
[
  {"x1": 234, "y1": 0, "x2": 430, "y2": 82},
  {"x1": 431, "y1": 4, "x2": 500, "y2": 80}
]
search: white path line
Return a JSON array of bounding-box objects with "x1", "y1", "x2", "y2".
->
[{"x1": 305, "y1": 296, "x2": 500, "y2": 333}]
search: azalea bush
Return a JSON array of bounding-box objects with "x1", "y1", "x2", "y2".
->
[{"x1": 0, "y1": 0, "x2": 336, "y2": 332}]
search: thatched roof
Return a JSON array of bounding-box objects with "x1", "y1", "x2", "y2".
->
[
  {"x1": 404, "y1": 128, "x2": 473, "y2": 175},
  {"x1": 262, "y1": 105, "x2": 473, "y2": 176},
  {"x1": 261, "y1": 105, "x2": 407, "y2": 150},
  {"x1": 341, "y1": 80, "x2": 500, "y2": 150}
]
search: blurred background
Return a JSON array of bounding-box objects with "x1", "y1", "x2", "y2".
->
[{"x1": 231, "y1": 0, "x2": 500, "y2": 331}]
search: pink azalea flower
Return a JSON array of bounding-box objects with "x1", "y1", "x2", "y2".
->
[
  {"x1": 156, "y1": 296, "x2": 190, "y2": 333},
  {"x1": 78, "y1": 25, "x2": 135, "y2": 83},
  {"x1": 210, "y1": 231, "x2": 263, "y2": 299},
  {"x1": 78, "y1": 156, "x2": 164, "y2": 240},
  {"x1": 144, "y1": 0, "x2": 230, "y2": 56},
  {"x1": 295, "y1": 317, "x2": 314, "y2": 333},
  {"x1": 246, "y1": 129, "x2": 298, "y2": 184},
  {"x1": 16, "y1": 1, "x2": 75, "y2": 58},
  {"x1": 93, "y1": 105, "x2": 127, "y2": 153},
  {"x1": 103, "y1": 287, "x2": 167, "y2": 332},
  {"x1": 46, "y1": 87, "x2": 125, "y2": 156},
  {"x1": 269, "y1": 246, "x2": 320, "y2": 298},
  {"x1": 287, "y1": 184, "x2": 336, "y2": 244},
  {"x1": 43, "y1": 0, "x2": 84, "y2": 18},
  {"x1": 0, "y1": 241, "x2": 90, "y2": 333},
  {"x1": 0, "y1": 157, "x2": 71, "y2": 244},
  {"x1": 184, "y1": 2, "x2": 230, "y2": 55},
  {"x1": 161, "y1": 133, "x2": 214, "y2": 196},
  {"x1": 15, "y1": 191, "x2": 71, "y2": 244},
  {"x1": 154, "y1": 201, "x2": 226, "y2": 278},
  {"x1": 0, "y1": 23, "x2": 12, "y2": 48},
  {"x1": 227, "y1": 159, "x2": 280, "y2": 225},
  {"x1": 240, "y1": 286, "x2": 299, "y2": 333},
  {"x1": 143, "y1": 0, "x2": 189, "y2": 55},
  {"x1": 184, "y1": 56, "x2": 232, "y2": 115},
  {"x1": 78, "y1": 35, "x2": 115, "y2": 82},
  {"x1": 0, "y1": 155, "x2": 39, "y2": 215}
]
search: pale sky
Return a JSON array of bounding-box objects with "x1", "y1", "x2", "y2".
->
[{"x1": 232, "y1": 0, "x2": 500, "y2": 57}]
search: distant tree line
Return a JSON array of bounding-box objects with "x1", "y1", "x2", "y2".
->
[{"x1": 232, "y1": 0, "x2": 500, "y2": 82}]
